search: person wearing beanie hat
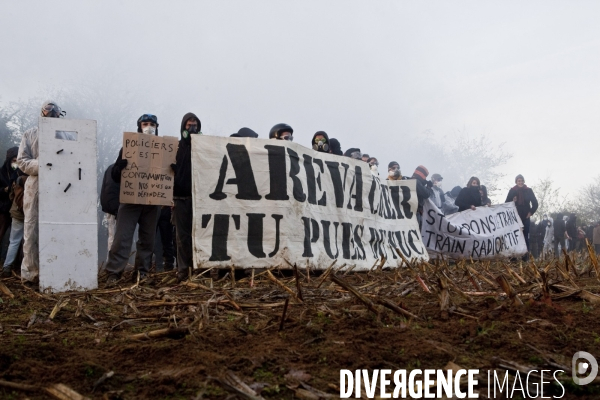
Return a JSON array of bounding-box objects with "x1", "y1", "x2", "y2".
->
[
  {"x1": 15, "y1": 100, "x2": 66, "y2": 284},
  {"x1": 105, "y1": 113, "x2": 164, "y2": 286},
  {"x1": 455, "y1": 176, "x2": 482, "y2": 212},
  {"x1": 505, "y1": 174, "x2": 538, "y2": 258},
  {"x1": 410, "y1": 165, "x2": 433, "y2": 227},
  {"x1": 429, "y1": 173, "x2": 446, "y2": 210},
  {"x1": 387, "y1": 161, "x2": 403, "y2": 181}
]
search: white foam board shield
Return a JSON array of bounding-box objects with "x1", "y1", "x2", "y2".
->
[{"x1": 38, "y1": 117, "x2": 98, "y2": 292}]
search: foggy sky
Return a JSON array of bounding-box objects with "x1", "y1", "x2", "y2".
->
[{"x1": 1, "y1": 0, "x2": 599, "y2": 197}]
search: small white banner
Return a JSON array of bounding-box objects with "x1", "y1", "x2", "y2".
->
[
  {"x1": 191, "y1": 136, "x2": 429, "y2": 270},
  {"x1": 421, "y1": 199, "x2": 527, "y2": 259}
]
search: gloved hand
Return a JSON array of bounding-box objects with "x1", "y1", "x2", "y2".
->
[
  {"x1": 170, "y1": 163, "x2": 177, "y2": 173},
  {"x1": 426, "y1": 180, "x2": 433, "y2": 188},
  {"x1": 116, "y1": 159, "x2": 128, "y2": 169}
]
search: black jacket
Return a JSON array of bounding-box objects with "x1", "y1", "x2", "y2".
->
[
  {"x1": 455, "y1": 186, "x2": 482, "y2": 212},
  {"x1": 100, "y1": 164, "x2": 120, "y2": 216},
  {"x1": 505, "y1": 186, "x2": 538, "y2": 221},
  {"x1": 173, "y1": 113, "x2": 202, "y2": 197},
  {"x1": 412, "y1": 176, "x2": 432, "y2": 212},
  {"x1": 0, "y1": 147, "x2": 19, "y2": 214}
]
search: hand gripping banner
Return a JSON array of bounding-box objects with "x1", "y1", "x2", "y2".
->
[
  {"x1": 191, "y1": 136, "x2": 429, "y2": 270},
  {"x1": 421, "y1": 199, "x2": 528, "y2": 260}
]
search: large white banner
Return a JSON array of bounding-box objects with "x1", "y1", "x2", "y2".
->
[
  {"x1": 191, "y1": 136, "x2": 429, "y2": 270},
  {"x1": 421, "y1": 199, "x2": 527, "y2": 259}
]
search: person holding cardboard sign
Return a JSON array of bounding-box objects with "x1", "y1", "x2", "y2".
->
[{"x1": 105, "y1": 114, "x2": 163, "y2": 285}]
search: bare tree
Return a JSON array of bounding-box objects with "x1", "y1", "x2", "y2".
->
[
  {"x1": 529, "y1": 176, "x2": 571, "y2": 221},
  {"x1": 415, "y1": 129, "x2": 512, "y2": 197},
  {"x1": 572, "y1": 175, "x2": 600, "y2": 224}
]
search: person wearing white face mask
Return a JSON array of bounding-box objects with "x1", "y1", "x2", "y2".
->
[
  {"x1": 17, "y1": 101, "x2": 65, "y2": 285},
  {"x1": 367, "y1": 157, "x2": 379, "y2": 176},
  {"x1": 105, "y1": 114, "x2": 162, "y2": 285}
]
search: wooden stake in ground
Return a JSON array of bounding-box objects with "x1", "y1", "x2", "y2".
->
[
  {"x1": 330, "y1": 274, "x2": 380, "y2": 316},
  {"x1": 495, "y1": 274, "x2": 523, "y2": 306},
  {"x1": 45, "y1": 383, "x2": 91, "y2": 400},
  {"x1": 266, "y1": 270, "x2": 303, "y2": 303},
  {"x1": 292, "y1": 263, "x2": 304, "y2": 301},
  {"x1": 278, "y1": 297, "x2": 290, "y2": 331},
  {"x1": 128, "y1": 327, "x2": 189, "y2": 341}
]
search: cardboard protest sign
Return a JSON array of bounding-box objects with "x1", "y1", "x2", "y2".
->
[
  {"x1": 191, "y1": 135, "x2": 429, "y2": 271},
  {"x1": 119, "y1": 132, "x2": 178, "y2": 206},
  {"x1": 421, "y1": 199, "x2": 528, "y2": 259}
]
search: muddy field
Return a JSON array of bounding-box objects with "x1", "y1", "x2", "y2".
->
[{"x1": 1, "y1": 252, "x2": 600, "y2": 399}]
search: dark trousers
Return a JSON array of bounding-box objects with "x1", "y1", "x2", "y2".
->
[
  {"x1": 0, "y1": 213, "x2": 11, "y2": 259},
  {"x1": 523, "y1": 218, "x2": 530, "y2": 251},
  {"x1": 105, "y1": 204, "x2": 160, "y2": 277},
  {"x1": 173, "y1": 197, "x2": 193, "y2": 274},
  {"x1": 156, "y1": 207, "x2": 174, "y2": 267}
]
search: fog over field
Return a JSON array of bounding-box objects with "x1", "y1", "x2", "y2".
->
[{"x1": 1, "y1": 0, "x2": 599, "y2": 197}]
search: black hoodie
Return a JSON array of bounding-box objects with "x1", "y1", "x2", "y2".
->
[
  {"x1": 311, "y1": 131, "x2": 330, "y2": 153},
  {"x1": 455, "y1": 185, "x2": 482, "y2": 212},
  {"x1": 0, "y1": 147, "x2": 19, "y2": 213},
  {"x1": 173, "y1": 112, "x2": 202, "y2": 197}
]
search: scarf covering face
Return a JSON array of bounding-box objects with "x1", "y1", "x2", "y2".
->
[{"x1": 512, "y1": 184, "x2": 528, "y2": 205}]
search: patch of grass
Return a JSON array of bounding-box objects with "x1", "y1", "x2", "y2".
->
[{"x1": 253, "y1": 368, "x2": 274, "y2": 381}]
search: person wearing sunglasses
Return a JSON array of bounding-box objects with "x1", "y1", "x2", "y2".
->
[
  {"x1": 105, "y1": 114, "x2": 162, "y2": 285},
  {"x1": 15, "y1": 101, "x2": 65, "y2": 286},
  {"x1": 171, "y1": 112, "x2": 202, "y2": 283},
  {"x1": 269, "y1": 123, "x2": 293, "y2": 141}
]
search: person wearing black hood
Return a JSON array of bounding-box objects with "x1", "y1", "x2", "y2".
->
[
  {"x1": 171, "y1": 112, "x2": 202, "y2": 282},
  {"x1": 443, "y1": 186, "x2": 461, "y2": 215},
  {"x1": 329, "y1": 138, "x2": 343, "y2": 156},
  {"x1": 455, "y1": 177, "x2": 482, "y2": 212},
  {"x1": 0, "y1": 147, "x2": 20, "y2": 254},
  {"x1": 312, "y1": 131, "x2": 330, "y2": 153},
  {"x1": 105, "y1": 114, "x2": 163, "y2": 285},
  {"x1": 410, "y1": 165, "x2": 433, "y2": 228}
]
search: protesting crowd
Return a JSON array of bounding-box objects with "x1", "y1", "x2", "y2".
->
[{"x1": 1, "y1": 101, "x2": 599, "y2": 290}]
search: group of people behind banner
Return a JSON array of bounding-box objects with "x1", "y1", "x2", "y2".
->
[{"x1": 1, "y1": 101, "x2": 599, "y2": 288}]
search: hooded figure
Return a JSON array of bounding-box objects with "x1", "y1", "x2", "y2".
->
[
  {"x1": 443, "y1": 186, "x2": 461, "y2": 215},
  {"x1": 410, "y1": 166, "x2": 432, "y2": 226},
  {"x1": 543, "y1": 218, "x2": 555, "y2": 258},
  {"x1": 105, "y1": 114, "x2": 163, "y2": 285},
  {"x1": 479, "y1": 185, "x2": 491, "y2": 206},
  {"x1": 344, "y1": 148, "x2": 362, "y2": 159},
  {"x1": 312, "y1": 131, "x2": 330, "y2": 153},
  {"x1": 172, "y1": 112, "x2": 202, "y2": 282},
  {"x1": 230, "y1": 127, "x2": 258, "y2": 138},
  {"x1": 0, "y1": 146, "x2": 19, "y2": 247},
  {"x1": 455, "y1": 177, "x2": 482, "y2": 212},
  {"x1": 17, "y1": 100, "x2": 64, "y2": 283},
  {"x1": 329, "y1": 138, "x2": 343, "y2": 155}
]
